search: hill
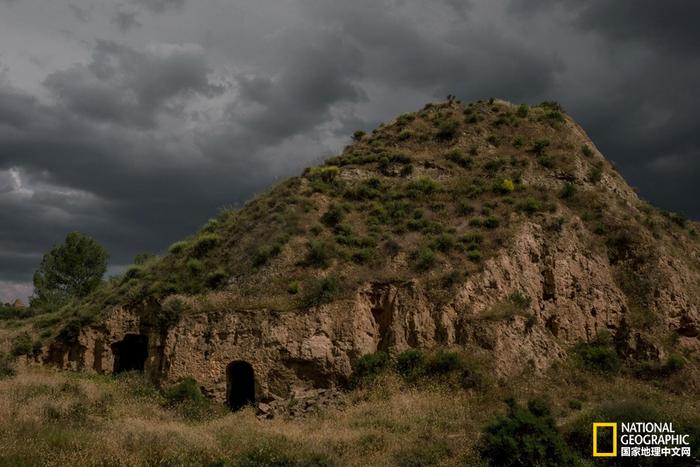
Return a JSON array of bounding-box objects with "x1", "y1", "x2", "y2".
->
[{"x1": 1, "y1": 98, "x2": 699, "y2": 465}]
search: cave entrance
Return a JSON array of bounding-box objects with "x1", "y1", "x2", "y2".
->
[
  {"x1": 226, "y1": 361, "x2": 255, "y2": 411},
  {"x1": 112, "y1": 334, "x2": 148, "y2": 374}
]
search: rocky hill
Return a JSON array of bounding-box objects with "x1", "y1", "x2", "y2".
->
[{"x1": 32, "y1": 98, "x2": 700, "y2": 402}]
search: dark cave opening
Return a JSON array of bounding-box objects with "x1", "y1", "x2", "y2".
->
[
  {"x1": 112, "y1": 334, "x2": 148, "y2": 374},
  {"x1": 226, "y1": 360, "x2": 255, "y2": 411}
]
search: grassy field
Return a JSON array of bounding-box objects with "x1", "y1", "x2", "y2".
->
[{"x1": 0, "y1": 359, "x2": 697, "y2": 466}]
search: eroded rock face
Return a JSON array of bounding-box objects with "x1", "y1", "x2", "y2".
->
[{"x1": 42, "y1": 219, "x2": 700, "y2": 403}]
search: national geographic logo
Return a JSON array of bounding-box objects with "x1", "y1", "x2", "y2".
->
[{"x1": 593, "y1": 422, "x2": 692, "y2": 459}]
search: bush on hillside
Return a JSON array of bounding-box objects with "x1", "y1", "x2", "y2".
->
[
  {"x1": 10, "y1": 333, "x2": 34, "y2": 357},
  {"x1": 352, "y1": 351, "x2": 389, "y2": 385},
  {"x1": 191, "y1": 234, "x2": 221, "y2": 257},
  {"x1": 572, "y1": 332, "x2": 621, "y2": 374},
  {"x1": 321, "y1": 203, "x2": 345, "y2": 227},
  {"x1": 0, "y1": 353, "x2": 15, "y2": 379},
  {"x1": 479, "y1": 399, "x2": 576, "y2": 467},
  {"x1": 305, "y1": 240, "x2": 334, "y2": 268},
  {"x1": 298, "y1": 276, "x2": 341, "y2": 308},
  {"x1": 436, "y1": 118, "x2": 459, "y2": 140}
]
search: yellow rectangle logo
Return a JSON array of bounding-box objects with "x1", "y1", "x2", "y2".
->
[{"x1": 593, "y1": 422, "x2": 617, "y2": 457}]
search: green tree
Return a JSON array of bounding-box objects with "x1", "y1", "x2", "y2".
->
[{"x1": 31, "y1": 232, "x2": 109, "y2": 307}]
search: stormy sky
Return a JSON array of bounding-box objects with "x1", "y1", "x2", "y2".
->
[{"x1": 1, "y1": 0, "x2": 699, "y2": 301}]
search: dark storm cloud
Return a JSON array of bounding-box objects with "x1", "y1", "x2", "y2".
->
[
  {"x1": 231, "y1": 28, "x2": 366, "y2": 149},
  {"x1": 0, "y1": 0, "x2": 699, "y2": 300},
  {"x1": 302, "y1": 0, "x2": 560, "y2": 101},
  {"x1": 44, "y1": 41, "x2": 222, "y2": 128},
  {"x1": 570, "y1": 0, "x2": 700, "y2": 55}
]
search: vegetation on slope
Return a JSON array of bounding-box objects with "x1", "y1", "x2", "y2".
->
[{"x1": 0, "y1": 360, "x2": 697, "y2": 466}]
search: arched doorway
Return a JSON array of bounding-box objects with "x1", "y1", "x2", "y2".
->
[
  {"x1": 226, "y1": 361, "x2": 255, "y2": 411},
  {"x1": 112, "y1": 334, "x2": 148, "y2": 374}
]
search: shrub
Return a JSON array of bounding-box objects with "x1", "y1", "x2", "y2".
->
[
  {"x1": 479, "y1": 399, "x2": 575, "y2": 467},
  {"x1": 513, "y1": 137, "x2": 524, "y2": 148},
  {"x1": 483, "y1": 158, "x2": 506, "y2": 173},
  {"x1": 352, "y1": 130, "x2": 366, "y2": 141},
  {"x1": 307, "y1": 166, "x2": 341, "y2": 194},
  {"x1": 162, "y1": 377, "x2": 221, "y2": 421},
  {"x1": 168, "y1": 241, "x2": 189, "y2": 255},
  {"x1": 252, "y1": 244, "x2": 282, "y2": 267},
  {"x1": 400, "y1": 164, "x2": 414, "y2": 177},
  {"x1": 187, "y1": 258, "x2": 204, "y2": 274},
  {"x1": 11, "y1": 333, "x2": 33, "y2": 357},
  {"x1": 486, "y1": 135, "x2": 499, "y2": 147},
  {"x1": 287, "y1": 281, "x2": 300, "y2": 295},
  {"x1": 446, "y1": 149, "x2": 472, "y2": 168},
  {"x1": 517, "y1": 197, "x2": 544, "y2": 215},
  {"x1": 299, "y1": 276, "x2": 341, "y2": 308},
  {"x1": 572, "y1": 332, "x2": 620, "y2": 374},
  {"x1": 538, "y1": 154, "x2": 555, "y2": 168},
  {"x1": 516, "y1": 103, "x2": 529, "y2": 118},
  {"x1": 123, "y1": 265, "x2": 144, "y2": 281},
  {"x1": 395, "y1": 349, "x2": 425, "y2": 379},
  {"x1": 162, "y1": 377, "x2": 205, "y2": 406},
  {"x1": 351, "y1": 248, "x2": 374, "y2": 264},
  {"x1": 406, "y1": 178, "x2": 440, "y2": 198},
  {"x1": 345, "y1": 179, "x2": 383, "y2": 201},
  {"x1": 664, "y1": 211, "x2": 688, "y2": 228},
  {"x1": 559, "y1": 182, "x2": 576, "y2": 200},
  {"x1": 483, "y1": 216, "x2": 500, "y2": 229},
  {"x1": 0, "y1": 353, "x2": 16, "y2": 379},
  {"x1": 191, "y1": 234, "x2": 220, "y2": 257},
  {"x1": 588, "y1": 163, "x2": 603, "y2": 183},
  {"x1": 306, "y1": 240, "x2": 333, "y2": 268},
  {"x1": 544, "y1": 111, "x2": 565, "y2": 123},
  {"x1": 539, "y1": 101, "x2": 562, "y2": 111},
  {"x1": 414, "y1": 247, "x2": 436, "y2": 271},
  {"x1": 352, "y1": 351, "x2": 389, "y2": 384},
  {"x1": 205, "y1": 269, "x2": 227, "y2": 289},
  {"x1": 457, "y1": 201, "x2": 475, "y2": 215},
  {"x1": 436, "y1": 118, "x2": 459, "y2": 140},
  {"x1": 423, "y1": 349, "x2": 463, "y2": 376},
  {"x1": 532, "y1": 139, "x2": 550, "y2": 155},
  {"x1": 432, "y1": 234, "x2": 456, "y2": 253},
  {"x1": 398, "y1": 129, "x2": 413, "y2": 141},
  {"x1": 581, "y1": 144, "x2": 594, "y2": 157},
  {"x1": 159, "y1": 296, "x2": 186, "y2": 328},
  {"x1": 634, "y1": 354, "x2": 685, "y2": 379},
  {"x1": 467, "y1": 249, "x2": 482, "y2": 262},
  {"x1": 495, "y1": 178, "x2": 515, "y2": 194},
  {"x1": 508, "y1": 292, "x2": 532, "y2": 310},
  {"x1": 321, "y1": 203, "x2": 345, "y2": 227}
]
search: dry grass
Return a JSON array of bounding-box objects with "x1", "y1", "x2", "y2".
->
[{"x1": 1, "y1": 362, "x2": 698, "y2": 466}]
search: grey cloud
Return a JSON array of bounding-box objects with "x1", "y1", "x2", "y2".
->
[
  {"x1": 230, "y1": 28, "x2": 366, "y2": 149},
  {"x1": 68, "y1": 3, "x2": 91, "y2": 22},
  {"x1": 44, "y1": 41, "x2": 222, "y2": 128},
  {"x1": 112, "y1": 10, "x2": 141, "y2": 32},
  {"x1": 131, "y1": 0, "x2": 185, "y2": 14}
]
